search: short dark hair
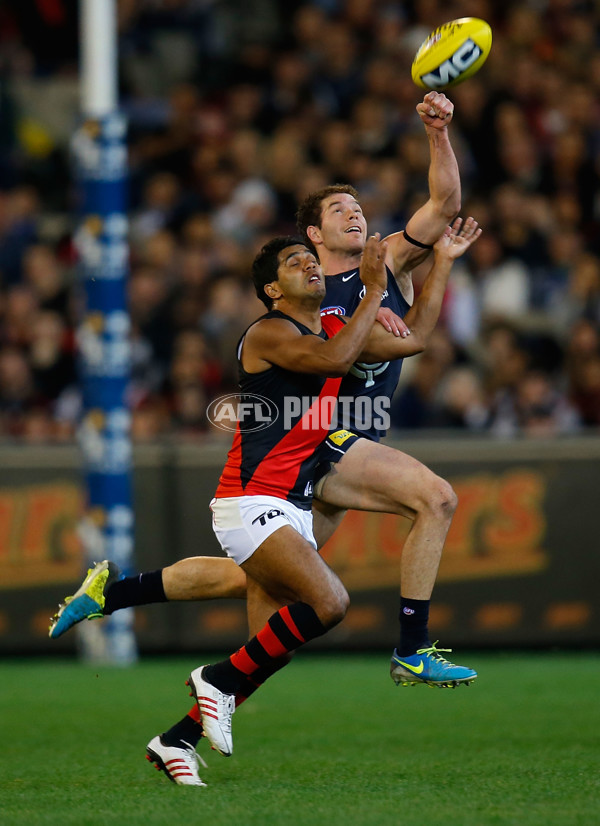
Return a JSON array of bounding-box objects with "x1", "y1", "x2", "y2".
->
[
  {"x1": 296, "y1": 184, "x2": 360, "y2": 244},
  {"x1": 252, "y1": 236, "x2": 306, "y2": 309}
]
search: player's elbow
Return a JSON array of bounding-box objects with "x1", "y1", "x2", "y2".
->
[
  {"x1": 405, "y1": 339, "x2": 426, "y2": 357},
  {"x1": 406, "y1": 329, "x2": 430, "y2": 355},
  {"x1": 360, "y1": 340, "x2": 425, "y2": 361},
  {"x1": 326, "y1": 363, "x2": 352, "y2": 378},
  {"x1": 305, "y1": 353, "x2": 352, "y2": 377},
  {"x1": 440, "y1": 192, "x2": 461, "y2": 222},
  {"x1": 322, "y1": 356, "x2": 354, "y2": 377}
]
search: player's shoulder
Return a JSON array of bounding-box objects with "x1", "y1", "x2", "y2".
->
[{"x1": 246, "y1": 314, "x2": 302, "y2": 341}]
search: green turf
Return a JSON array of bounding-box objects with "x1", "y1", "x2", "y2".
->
[{"x1": 1, "y1": 653, "x2": 598, "y2": 825}]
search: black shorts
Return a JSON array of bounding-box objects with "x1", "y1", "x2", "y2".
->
[{"x1": 313, "y1": 429, "x2": 364, "y2": 499}]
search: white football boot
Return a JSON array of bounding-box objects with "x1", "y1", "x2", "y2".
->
[
  {"x1": 186, "y1": 666, "x2": 236, "y2": 757},
  {"x1": 146, "y1": 735, "x2": 207, "y2": 786}
]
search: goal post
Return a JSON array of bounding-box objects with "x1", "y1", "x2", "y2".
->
[{"x1": 72, "y1": 0, "x2": 136, "y2": 663}]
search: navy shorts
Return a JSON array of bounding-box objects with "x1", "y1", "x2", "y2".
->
[{"x1": 313, "y1": 429, "x2": 364, "y2": 499}]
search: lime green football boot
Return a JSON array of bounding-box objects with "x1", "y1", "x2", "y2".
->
[{"x1": 48, "y1": 560, "x2": 121, "y2": 639}]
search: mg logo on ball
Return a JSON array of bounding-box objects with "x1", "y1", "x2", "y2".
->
[{"x1": 420, "y1": 38, "x2": 482, "y2": 89}]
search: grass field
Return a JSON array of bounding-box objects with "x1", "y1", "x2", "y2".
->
[{"x1": 1, "y1": 652, "x2": 598, "y2": 826}]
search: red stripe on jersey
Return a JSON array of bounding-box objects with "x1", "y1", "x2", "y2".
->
[
  {"x1": 230, "y1": 645, "x2": 259, "y2": 675},
  {"x1": 215, "y1": 425, "x2": 242, "y2": 497},
  {"x1": 255, "y1": 624, "x2": 289, "y2": 658},
  {"x1": 320, "y1": 314, "x2": 345, "y2": 337},
  {"x1": 240, "y1": 376, "x2": 341, "y2": 500},
  {"x1": 215, "y1": 314, "x2": 345, "y2": 502},
  {"x1": 280, "y1": 605, "x2": 305, "y2": 642}
]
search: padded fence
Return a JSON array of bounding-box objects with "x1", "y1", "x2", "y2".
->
[{"x1": 1, "y1": 438, "x2": 598, "y2": 654}]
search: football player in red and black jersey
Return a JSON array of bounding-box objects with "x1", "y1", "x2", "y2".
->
[{"x1": 51, "y1": 215, "x2": 481, "y2": 784}]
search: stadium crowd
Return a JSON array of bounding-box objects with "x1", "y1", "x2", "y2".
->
[{"x1": 0, "y1": 0, "x2": 599, "y2": 442}]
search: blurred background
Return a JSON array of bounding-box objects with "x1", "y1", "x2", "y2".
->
[{"x1": 0, "y1": 0, "x2": 599, "y2": 657}]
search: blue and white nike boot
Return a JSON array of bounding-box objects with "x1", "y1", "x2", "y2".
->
[{"x1": 390, "y1": 641, "x2": 477, "y2": 688}]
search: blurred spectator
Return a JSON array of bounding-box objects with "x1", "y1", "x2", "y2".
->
[
  {"x1": 162, "y1": 329, "x2": 222, "y2": 429},
  {"x1": 0, "y1": 346, "x2": 36, "y2": 435},
  {"x1": 22, "y1": 243, "x2": 71, "y2": 319},
  {"x1": 213, "y1": 178, "x2": 278, "y2": 245},
  {"x1": 390, "y1": 329, "x2": 458, "y2": 429},
  {"x1": 28, "y1": 310, "x2": 76, "y2": 401},
  {"x1": 569, "y1": 354, "x2": 600, "y2": 427},
  {"x1": 199, "y1": 275, "x2": 257, "y2": 386},
  {"x1": 128, "y1": 264, "x2": 172, "y2": 370},
  {"x1": 131, "y1": 395, "x2": 171, "y2": 442},
  {"x1": 471, "y1": 232, "x2": 530, "y2": 326},
  {"x1": 479, "y1": 322, "x2": 530, "y2": 399},
  {"x1": 389, "y1": 350, "x2": 446, "y2": 430},
  {"x1": 489, "y1": 369, "x2": 581, "y2": 439},
  {"x1": 565, "y1": 318, "x2": 600, "y2": 426},
  {"x1": 2, "y1": 284, "x2": 39, "y2": 348},
  {"x1": 130, "y1": 172, "x2": 183, "y2": 244},
  {"x1": 436, "y1": 366, "x2": 489, "y2": 431},
  {"x1": 0, "y1": 187, "x2": 40, "y2": 285}
]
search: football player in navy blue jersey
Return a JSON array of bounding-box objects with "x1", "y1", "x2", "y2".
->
[
  {"x1": 53, "y1": 92, "x2": 470, "y2": 667},
  {"x1": 293, "y1": 93, "x2": 476, "y2": 690}
]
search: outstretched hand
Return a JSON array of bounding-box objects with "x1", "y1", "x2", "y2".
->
[
  {"x1": 433, "y1": 217, "x2": 482, "y2": 260},
  {"x1": 416, "y1": 91, "x2": 454, "y2": 129},
  {"x1": 359, "y1": 233, "x2": 388, "y2": 294}
]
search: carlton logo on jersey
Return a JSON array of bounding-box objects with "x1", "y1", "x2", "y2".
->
[{"x1": 349, "y1": 360, "x2": 390, "y2": 388}]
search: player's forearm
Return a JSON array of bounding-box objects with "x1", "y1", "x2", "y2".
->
[
  {"x1": 401, "y1": 255, "x2": 453, "y2": 348},
  {"x1": 359, "y1": 324, "x2": 424, "y2": 362},
  {"x1": 426, "y1": 127, "x2": 461, "y2": 220},
  {"x1": 315, "y1": 287, "x2": 384, "y2": 375}
]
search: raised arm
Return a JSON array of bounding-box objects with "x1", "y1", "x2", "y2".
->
[
  {"x1": 245, "y1": 236, "x2": 388, "y2": 377},
  {"x1": 360, "y1": 218, "x2": 481, "y2": 363},
  {"x1": 384, "y1": 92, "x2": 462, "y2": 290}
]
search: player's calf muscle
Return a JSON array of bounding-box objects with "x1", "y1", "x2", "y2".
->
[{"x1": 163, "y1": 557, "x2": 246, "y2": 600}]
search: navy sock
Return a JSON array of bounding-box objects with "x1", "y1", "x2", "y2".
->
[
  {"x1": 104, "y1": 570, "x2": 167, "y2": 614},
  {"x1": 397, "y1": 597, "x2": 430, "y2": 656}
]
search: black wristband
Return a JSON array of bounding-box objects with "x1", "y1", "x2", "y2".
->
[{"x1": 403, "y1": 230, "x2": 434, "y2": 250}]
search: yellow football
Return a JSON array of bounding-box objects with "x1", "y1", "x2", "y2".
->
[{"x1": 411, "y1": 17, "x2": 492, "y2": 90}]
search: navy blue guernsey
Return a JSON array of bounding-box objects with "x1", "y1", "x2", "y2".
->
[
  {"x1": 215, "y1": 310, "x2": 345, "y2": 509},
  {"x1": 320, "y1": 265, "x2": 411, "y2": 441}
]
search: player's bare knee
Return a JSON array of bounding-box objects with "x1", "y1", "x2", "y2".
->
[
  {"x1": 416, "y1": 475, "x2": 457, "y2": 522},
  {"x1": 316, "y1": 587, "x2": 349, "y2": 629},
  {"x1": 433, "y1": 478, "x2": 458, "y2": 520}
]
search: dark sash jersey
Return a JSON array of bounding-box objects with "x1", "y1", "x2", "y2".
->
[
  {"x1": 320, "y1": 265, "x2": 410, "y2": 441},
  {"x1": 215, "y1": 310, "x2": 346, "y2": 509}
]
